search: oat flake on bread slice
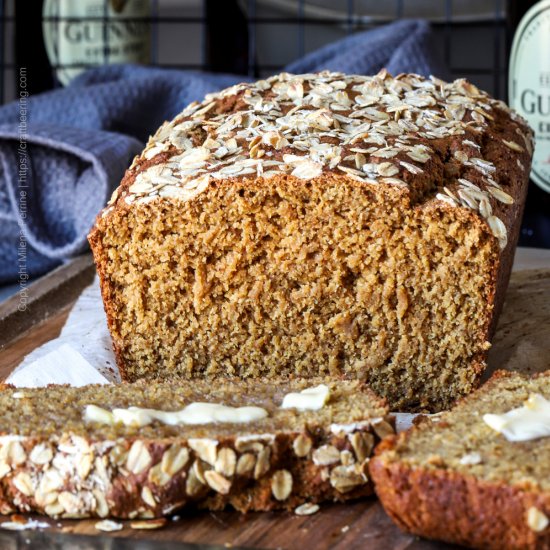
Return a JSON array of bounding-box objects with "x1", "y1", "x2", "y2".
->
[{"x1": 0, "y1": 377, "x2": 392, "y2": 519}]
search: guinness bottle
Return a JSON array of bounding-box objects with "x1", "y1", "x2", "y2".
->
[
  {"x1": 42, "y1": 0, "x2": 152, "y2": 86},
  {"x1": 508, "y1": 0, "x2": 550, "y2": 247}
]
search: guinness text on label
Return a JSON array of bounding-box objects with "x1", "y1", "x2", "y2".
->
[
  {"x1": 509, "y1": 0, "x2": 550, "y2": 193},
  {"x1": 43, "y1": 0, "x2": 151, "y2": 86}
]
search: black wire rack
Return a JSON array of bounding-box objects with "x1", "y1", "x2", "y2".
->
[{"x1": 0, "y1": 0, "x2": 512, "y2": 105}]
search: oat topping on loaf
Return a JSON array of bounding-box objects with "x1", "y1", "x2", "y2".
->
[
  {"x1": 105, "y1": 70, "x2": 532, "y2": 249},
  {"x1": 0, "y1": 378, "x2": 392, "y2": 519},
  {"x1": 89, "y1": 71, "x2": 533, "y2": 411}
]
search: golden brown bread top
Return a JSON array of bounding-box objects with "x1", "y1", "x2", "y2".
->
[{"x1": 100, "y1": 70, "x2": 533, "y2": 250}]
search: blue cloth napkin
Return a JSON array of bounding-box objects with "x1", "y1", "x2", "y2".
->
[{"x1": 0, "y1": 19, "x2": 446, "y2": 283}]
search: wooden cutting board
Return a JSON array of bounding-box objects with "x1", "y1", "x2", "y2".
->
[
  {"x1": 0, "y1": 252, "x2": 549, "y2": 550},
  {"x1": 486, "y1": 268, "x2": 550, "y2": 379}
]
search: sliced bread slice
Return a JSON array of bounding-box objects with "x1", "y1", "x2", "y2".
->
[
  {"x1": 370, "y1": 370, "x2": 550, "y2": 550},
  {"x1": 0, "y1": 377, "x2": 392, "y2": 519}
]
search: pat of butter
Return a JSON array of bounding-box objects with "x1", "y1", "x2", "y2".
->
[
  {"x1": 483, "y1": 393, "x2": 550, "y2": 442},
  {"x1": 280, "y1": 384, "x2": 330, "y2": 411},
  {"x1": 85, "y1": 402, "x2": 268, "y2": 428},
  {"x1": 85, "y1": 405, "x2": 115, "y2": 425}
]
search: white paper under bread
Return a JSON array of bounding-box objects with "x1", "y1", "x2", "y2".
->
[
  {"x1": 8, "y1": 343, "x2": 109, "y2": 387},
  {"x1": 7, "y1": 277, "x2": 119, "y2": 385},
  {"x1": 393, "y1": 413, "x2": 419, "y2": 432}
]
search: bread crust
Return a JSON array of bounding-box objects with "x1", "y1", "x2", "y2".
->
[
  {"x1": 0, "y1": 417, "x2": 394, "y2": 519},
  {"x1": 370, "y1": 440, "x2": 550, "y2": 550},
  {"x1": 369, "y1": 371, "x2": 550, "y2": 549}
]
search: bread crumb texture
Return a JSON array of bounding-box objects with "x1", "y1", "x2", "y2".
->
[
  {"x1": 89, "y1": 70, "x2": 533, "y2": 412},
  {"x1": 370, "y1": 371, "x2": 550, "y2": 550},
  {"x1": 0, "y1": 378, "x2": 391, "y2": 518}
]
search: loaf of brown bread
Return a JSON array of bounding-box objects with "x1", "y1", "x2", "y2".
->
[
  {"x1": 89, "y1": 70, "x2": 533, "y2": 412},
  {"x1": 0, "y1": 378, "x2": 393, "y2": 519},
  {"x1": 370, "y1": 370, "x2": 550, "y2": 550}
]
